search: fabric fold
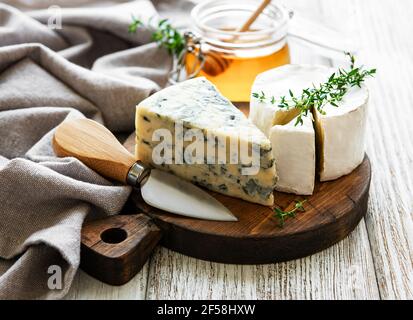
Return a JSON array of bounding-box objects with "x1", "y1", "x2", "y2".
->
[{"x1": 0, "y1": 0, "x2": 192, "y2": 299}]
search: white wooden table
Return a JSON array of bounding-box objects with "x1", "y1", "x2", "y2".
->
[{"x1": 66, "y1": 0, "x2": 413, "y2": 300}]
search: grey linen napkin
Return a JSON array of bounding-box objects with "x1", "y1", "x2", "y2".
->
[{"x1": 0, "y1": 0, "x2": 188, "y2": 299}]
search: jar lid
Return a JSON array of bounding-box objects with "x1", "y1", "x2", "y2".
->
[{"x1": 191, "y1": 0, "x2": 289, "y2": 49}]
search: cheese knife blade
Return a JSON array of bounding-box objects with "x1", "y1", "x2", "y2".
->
[{"x1": 140, "y1": 169, "x2": 237, "y2": 221}]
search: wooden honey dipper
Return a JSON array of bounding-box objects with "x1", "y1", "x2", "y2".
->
[{"x1": 202, "y1": 0, "x2": 272, "y2": 76}]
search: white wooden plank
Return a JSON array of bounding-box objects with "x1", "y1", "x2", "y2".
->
[
  {"x1": 343, "y1": 0, "x2": 413, "y2": 300},
  {"x1": 318, "y1": 0, "x2": 413, "y2": 299},
  {"x1": 65, "y1": 263, "x2": 150, "y2": 300},
  {"x1": 146, "y1": 222, "x2": 379, "y2": 300}
]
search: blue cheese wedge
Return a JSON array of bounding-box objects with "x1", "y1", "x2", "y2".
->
[{"x1": 136, "y1": 77, "x2": 277, "y2": 206}]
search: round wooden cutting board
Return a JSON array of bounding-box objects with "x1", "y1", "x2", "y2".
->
[
  {"x1": 54, "y1": 116, "x2": 372, "y2": 284},
  {"x1": 124, "y1": 136, "x2": 371, "y2": 264}
]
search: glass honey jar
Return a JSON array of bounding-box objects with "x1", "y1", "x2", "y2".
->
[{"x1": 187, "y1": 0, "x2": 291, "y2": 102}]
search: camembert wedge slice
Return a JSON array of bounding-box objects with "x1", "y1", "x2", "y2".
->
[
  {"x1": 250, "y1": 65, "x2": 327, "y2": 195},
  {"x1": 269, "y1": 113, "x2": 315, "y2": 195},
  {"x1": 136, "y1": 77, "x2": 277, "y2": 206},
  {"x1": 251, "y1": 64, "x2": 369, "y2": 192}
]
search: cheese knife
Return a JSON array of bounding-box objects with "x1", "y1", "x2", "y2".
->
[{"x1": 52, "y1": 118, "x2": 237, "y2": 222}]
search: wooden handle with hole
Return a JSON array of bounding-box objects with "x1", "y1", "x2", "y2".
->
[
  {"x1": 81, "y1": 213, "x2": 162, "y2": 286},
  {"x1": 53, "y1": 118, "x2": 137, "y2": 183}
]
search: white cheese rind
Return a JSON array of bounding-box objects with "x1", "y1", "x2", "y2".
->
[
  {"x1": 250, "y1": 65, "x2": 327, "y2": 195},
  {"x1": 250, "y1": 64, "x2": 369, "y2": 189},
  {"x1": 250, "y1": 64, "x2": 330, "y2": 136},
  {"x1": 269, "y1": 114, "x2": 315, "y2": 195},
  {"x1": 136, "y1": 77, "x2": 277, "y2": 206},
  {"x1": 315, "y1": 86, "x2": 369, "y2": 181}
]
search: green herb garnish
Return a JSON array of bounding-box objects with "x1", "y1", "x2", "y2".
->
[
  {"x1": 128, "y1": 16, "x2": 143, "y2": 33},
  {"x1": 129, "y1": 16, "x2": 185, "y2": 57},
  {"x1": 252, "y1": 91, "x2": 266, "y2": 103},
  {"x1": 274, "y1": 200, "x2": 307, "y2": 228},
  {"x1": 253, "y1": 53, "x2": 376, "y2": 126}
]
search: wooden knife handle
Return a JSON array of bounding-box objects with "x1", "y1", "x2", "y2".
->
[
  {"x1": 53, "y1": 119, "x2": 136, "y2": 183},
  {"x1": 81, "y1": 213, "x2": 162, "y2": 286}
]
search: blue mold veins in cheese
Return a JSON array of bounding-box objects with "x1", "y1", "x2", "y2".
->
[{"x1": 136, "y1": 78, "x2": 277, "y2": 206}]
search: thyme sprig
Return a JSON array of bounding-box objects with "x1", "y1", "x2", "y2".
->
[
  {"x1": 253, "y1": 53, "x2": 376, "y2": 126},
  {"x1": 129, "y1": 17, "x2": 185, "y2": 57},
  {"x1": 274, "y1": 200, "x2": 307, "y2": 228},
  {"x1": 128, "y1": 16, "x2": 143, "y2": 33}
]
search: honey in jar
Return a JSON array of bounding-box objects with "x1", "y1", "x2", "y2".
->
[{"x1": 189, "y1": 0, "x2": 291, "y2": 102}]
